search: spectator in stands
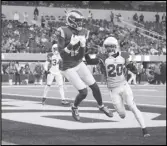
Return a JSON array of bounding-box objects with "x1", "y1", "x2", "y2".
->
[
  {"x1": 23, "y1": 12, "x2": 29, "y2": 24},
  {"x1": 33, "y1": 61, "x2": 44, "y2": 85},
  {"x1": 133, "y1": 13, "x2": 138, "y2": 22},
  {"x1": 139, "y1": 14, "x2": 144, "y2": 23},
  {"x1": 162, "y1": 13, "x2": 166, "y2": 23},
  {"x1": 150, "y1": 46, "x2": 158, "y2": 55},
  {"x1": 26, "y1": 34, "x2": 37, "y2": 53},
  {"x1": 153, "y1": 63, "x2": 162, "y2": 84},
  {"x1": 155, "y1": 12, "x2": 160, "y2": 23},
  {"x1": 14, "y1": 39, "x2": 21, "y2": 53},
  {"x1": 14, "y1": 61, "x2": 21, "y2": 85},
  {"x1": 13, "y1": 11, "x2": 20, "y2": 22},
  {"x1": 24, "y1": 63, "x2": 31, "y2": 84},
  {"x1": 162, "y1": 45, "x2": 166, "y2": 55},
  {"x1": 146, "y1": 66, "x2": 155, "y2": 84},
  {"x1": 136, "y1": 63, "x2": 144, "y2": 84},
  {"x1": 34, "y1": 6, "x2": 39, "y2": 20},
  {"x1": 110, "y1": 11, "x2": 114, "y2": 23},
  {"x1": 127, "y1": 61, "x2": 137, "y2": 85},
  {"x1": 6, "y1": 62, "x2": 15, "y2": 85},
  {"x1": 41, "y1": 15, "x2": 45, "y2": 28},
  {"x1": 88, "y1": 10, "x2": 93, "y2": 20}
]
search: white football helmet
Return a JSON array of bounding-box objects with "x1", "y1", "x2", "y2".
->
[
  {"x1": 52, "y1": 44, "x2": 59, "y2": 55},
  {"x1": 66, "y1": 9, "x2": 84, "y2": 31},
  {"x1": 103, "y1": 37, "x2": 120, "y2": 56}
]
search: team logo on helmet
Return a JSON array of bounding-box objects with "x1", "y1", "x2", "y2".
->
[{"x1": 66, "y1": 9, "x2": 84, "y2": 31}]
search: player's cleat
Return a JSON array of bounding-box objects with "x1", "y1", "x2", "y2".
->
[
  {"x1": 71, "y1": 104, "x2": 80, "y2": 121},
  {"x1": 142, "y1": 128, "x2": 150, "y2": 137},
  {"x1": 61, "y1": 100, "x2": 70, "y2": 105},
  {"x1": 42, "y1": 98, "x2": 46, "y2": 105},
  {"x1": 99, "y1": 105, "x2": 113, "y2": 117}
]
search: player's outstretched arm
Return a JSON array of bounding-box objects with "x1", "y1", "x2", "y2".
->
[{"x1": 84, "y1": 53, "x2": 100, "y2": 65}]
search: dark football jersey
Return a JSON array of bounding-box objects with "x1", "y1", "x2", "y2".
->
[{"x1": 57, "y1": 26, "x2": 89, "y2": 71}]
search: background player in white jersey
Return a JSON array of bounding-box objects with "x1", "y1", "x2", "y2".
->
[
  {"x1": 102, "y1": 37, "x2": 150, "y2": 137},
  {"x1": 42, "y1": 44, "x2": 69, "y2": 105}
]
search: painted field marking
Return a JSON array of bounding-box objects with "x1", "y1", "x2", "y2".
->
[
  {"x1": 2, "y1": 87, "x2": 166, "y2": 98},
  {"x1": 2, "y1": 93, "x2": 166, "y2": 108}
]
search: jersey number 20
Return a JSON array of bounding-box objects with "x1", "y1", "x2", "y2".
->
[{"x1": 107, "y1": 64, "x2": 123, "y2": 77}]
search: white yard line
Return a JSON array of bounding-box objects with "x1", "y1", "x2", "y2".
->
[
  {"x1": 2, "y1": 93, "x2": 166, "y2": 108},
  {"x1": 1, "y1": 141, "x2": 18, "y2": 145},
  {"x1": 2, "y1": 84, "x2": 166, "y2": 88},
  {"x1": 2, "y1": 87, "x2": 165, "y2": 98}
]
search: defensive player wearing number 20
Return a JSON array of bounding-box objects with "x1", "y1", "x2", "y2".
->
[{"x1": 98, "y1": 36, "x2": 150, "y2": 137}]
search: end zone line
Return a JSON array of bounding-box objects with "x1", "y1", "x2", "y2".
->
[
  {"x1": 1, "y1": 141, "x2": 18, "y2": 145},
  {"x1": 2, "y1": 84, "x2": 166, "y2": 88},
  {"x1": 2, "y1": 93, "x2": 166, "y2": 108},
  {"x1": 2, "y1": 87, "x2": 166, "y2": 98}
]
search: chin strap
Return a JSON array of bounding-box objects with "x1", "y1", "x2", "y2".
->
[{"x1": 112, "y1": 52, "x2": 119, "y2": 58}]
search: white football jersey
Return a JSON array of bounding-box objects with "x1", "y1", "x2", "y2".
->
[
  {"x1": 105, "y1": 55, "x2": 126, "y2": 88},
  {"x1": 44, "y1": 53, "x2": 62, "y2": 75}
]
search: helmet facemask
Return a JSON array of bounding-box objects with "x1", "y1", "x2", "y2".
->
[{"x1": 104, "y1": 44, "x2": 118, "y2": 56}]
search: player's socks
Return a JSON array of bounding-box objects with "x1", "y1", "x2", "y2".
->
[
  {"x1": 89, "y1": 82, "x2": 103, "y2": 106},
  {"x1": 59, "y1": 85, "x2": 65, "y2": 100},
  {"x1": 43, "y1": 85, "x2": 50, "y2": 100},
  {"x1": 129, "y1": 103, "x2": 146, "y2": 129},
  {"x1": 74, "y1": 88, "x2": 88, "y2": 107},
  {"x1": 71, "y1": 103, "x2": 80, "y2": 121}
]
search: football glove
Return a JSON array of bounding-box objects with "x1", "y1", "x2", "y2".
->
[
  {"x1": 78, "y1": 36, "x2": 86, "y2": 47},
  {"x1": 70, "y1": 34, "x2": 80, "y2": 46}
]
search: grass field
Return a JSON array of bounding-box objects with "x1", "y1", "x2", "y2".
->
[{"x1": 1, "y1": 83, "x2": 166, "y2": 145}]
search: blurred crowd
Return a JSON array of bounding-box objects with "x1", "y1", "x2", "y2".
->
[
  {"x1": 133, "y1": 12, "x2": 166, "y2": 36},
  {"x1": 2, "y1": 1, "x2": 166, "y2": 12},
  {"x1": 2, "y1": 61, "x2": 166, "y2": 85},
  {"x1": 1, "y1": 2, "x2": 166, "y2": 86},
  {"x1": 2, "y1": 11, "x2": 166, "y2": 55},
  {"x1": 1, "y1": 61, "x2": 45, "y2": 85},
  {"x1": 2, "y1": 1, "x2": 166, "y2": 55}
]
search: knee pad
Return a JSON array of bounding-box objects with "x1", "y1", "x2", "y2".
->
[{"x1": 79, "y1": 88, "x2": 88, "y2": 99}]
